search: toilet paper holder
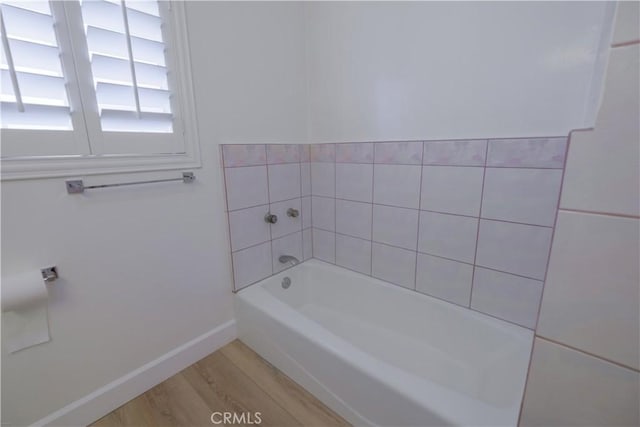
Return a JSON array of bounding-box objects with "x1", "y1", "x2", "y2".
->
[{"x1": 41, "y1": 267, "x2": 58, "y2": 283}]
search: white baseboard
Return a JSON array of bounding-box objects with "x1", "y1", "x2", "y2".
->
[{"x1": 32, "y1": 319, "x2": 237, "y2": 427}]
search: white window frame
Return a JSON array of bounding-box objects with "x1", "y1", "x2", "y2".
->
[{"x1": 0, "y1": 1, "x2": 201, "y2": 180}]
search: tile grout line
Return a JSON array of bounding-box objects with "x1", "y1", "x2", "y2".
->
[
  {"x1": 221, "y1": 145, "x2": 238, "y2": 292},
  {"x1": 611, "y1": 39, "x2": 640, "y2": 48},
  {"x1": 558, "y1": 208, "x2": 640, "y2": 220},
  {"x1": 468, "y1": 140, "x2": 490, "y2": 308},
  {"x1": 316, "y1": 226, "x2": 549, "y2": 282},
  {"x1": 298, "y1": 152, "x2": 305, "y2": 260},
  {"x1": 313, "y1": 135, "x2": 567, "y2": 145},
  {"x1": 227, "y1": 196, "x2": 301, "y2": 213},
  {"x1": 535, "y1": 335, "x2": 640, "y2": 373},
  {"x1": 370, "y1": 148, "x2": 376, "y2": 276},
  {"x1": 332, "y1": 144, "x2": 338, "y2": 265},
  {"x1": 413, "y1": 142, "x2": 426, "y2": 291},
  {"x1": 308, "y1": 147, "x2": 315, "y2": 260},
  {"x1": 308, "y1": 195, "x2": 556, "y2": 229},
  {"x1": 265, "y1": 145, "x2": 275, "y2": 278},
  {"x1": 517, "y1": 133, "x2": 571, "y2": 425}
]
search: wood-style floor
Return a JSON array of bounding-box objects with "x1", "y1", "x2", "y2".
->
[{"x1": 91, "y1": 339, "x2": 349, "y2": 427}]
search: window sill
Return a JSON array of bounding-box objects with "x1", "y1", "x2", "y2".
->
[{"x1": 0, "y1": 151, "x2": 201, "y2": 181}]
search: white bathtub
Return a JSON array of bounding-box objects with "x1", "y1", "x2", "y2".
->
[{"x1": 235, "y1": 260, "x2": 533, "y2": 426}]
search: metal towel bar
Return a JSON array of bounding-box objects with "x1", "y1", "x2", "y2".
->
[{"x1": 66, "y1": 172, "x2": 195, "y2": 194}]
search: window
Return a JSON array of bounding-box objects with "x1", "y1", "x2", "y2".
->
[
  {"x1": 1, "y1": 1, "x2": 72, "y2": 130},
  {"x1": 0, "y1": 0, "x2": 200, "y2": 179}
]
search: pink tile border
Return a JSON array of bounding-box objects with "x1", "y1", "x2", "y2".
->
[
  {"x1": 310, "y1": 143, "x2": 336, "y2": 162},
  {"x1": 299, "y1": 145, "x2": 310, "y2": 163},
  {"x1": 266, "y1": 144, "x2": 300, "y2": 164},
  {"x1": 487, "y1": 138, "x2": 567, "y2": 168},
  {"x1": 374, "y1": 141, "x2": 423, "y2": 164},
  {"x1": 222, "y1": 144, "x2": 266, "y2": 167},
  {"x1": 423, "y1": 140, "x2": 487, "y2": 166},
  {"x1": 336, "y1": 143, "x2": 374, "y2": 163}
]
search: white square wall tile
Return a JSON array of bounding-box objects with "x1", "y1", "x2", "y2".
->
[
  {"x1": 302, "y1": 228, "x2": 312, "y2": 260},
  {"x1": 560, "y1": 46, "x2": 640, "y2": 217},
  {"x1": 418, "y1": 212, "x2": 478, "y2": 263},
  {"x1": 335, "y1": 163, "x2": 373, "y2": 202},
  {"x1": 612, "y1": 1, "x2": 639, "y2": 45},
  {"x1": 373, "y1": 164, "x2": 422, "y2": 209},
  {"x1": 270, "y1": 198, "x2": 302, "y2": 239},
  {"x1": 336, "y1": 234, "x2": 372, "y2": 275},
  {"x1": 416, "y1": 254, "x2": 472, "y2": 306},
  {"x1": 232, "y1": 241, "x2": 272, "y2": 289},
  {"x1": 311, "y1": 197, "x2": 335, "y2": 231},
  {"x1": 336, "y1": 200, "x2": 372, "y2": 240},
  {"x1": 482, "y1": 168, "x2": 562, "y2": 227},
  {"x1": 268, "y1": 163, "x2": 301, "y2": 202},
  {"x1": 520, "y1": 338, "x2": 640, "y2": 427},
  {"x1": 312, "y1": 228, "x2": 335, "y2": 263},
  {"x1": 423, "y1": 140, "x2": 487, "y2": 166},
  {"x1": 311, "y1": 162, "x2": 335, "y2": 197},
  {"x1": 537, "y1": 212, "x2": 640, "y2": 370},
  {"x1": 471, "y1": 267, "x2": 543, "y2": 328},
  {"x1": 228, "y1": 205, "x2": 271, "y2": 251},
  {"x1": 420, "y1": 166, "x2": 484, "y2": 216},
  {"x1": 476, "y1": 220, "x2": 552, "y2": 280},
  {"x1": 300, "y1": 163, "x2": 311, "y2": 196},
  {"x1": 371, "y1": 243, "x2": 416, "y2": 289},
  {"x1": 372, "y1": 205, "x2": 419, "y2": 250},
  {"x1": 225, "y1": 166, "x2": 269, "y2": 211},
  {"x1": 272, "y1": 231, "x2": 303, "y2": 273},
  {"x1": 301, "y1": 196, "x2": 311, "y2": 229}
]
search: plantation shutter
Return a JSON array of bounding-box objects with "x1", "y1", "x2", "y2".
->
[
  {"x1": 0, "y1": 1, "x2": 73, "y2": 130},
  {"x1": 80, "y1": 0, "x2": 173, "y2": 133}
]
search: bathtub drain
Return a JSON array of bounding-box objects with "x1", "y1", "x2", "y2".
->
[{"x1": 281, "y1": 277, "x2": 291, "y2": 289}]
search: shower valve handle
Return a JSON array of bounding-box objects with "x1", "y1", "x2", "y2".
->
[{"x1": 264, "y1": 213, "x2": 278, "y2": 224}]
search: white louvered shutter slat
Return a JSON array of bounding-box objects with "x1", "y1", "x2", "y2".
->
[
  {"x1": 81, "y1": 0, "x2": 173, "y2": 133},
  {"x1": 0, "y1": 1, "x2": 72, "y2": 130}
]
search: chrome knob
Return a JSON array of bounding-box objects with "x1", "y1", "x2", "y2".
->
[
  {"x1": 287, "y1": 208, "x2": 299, "y2": 218},
  {"x1": 264, "y1": 213, "x2": 278, "y2": 224}
]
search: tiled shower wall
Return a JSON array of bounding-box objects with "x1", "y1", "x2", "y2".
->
[
  {"x1": 309, "y1": 138, "x2": 566, "y2": 329},
  {"x1": 222, "y1": 137, "x2": 567, "y2": 329},
  {"x1": 222, "y1": 144, "x2": 312, "y2": 289}
]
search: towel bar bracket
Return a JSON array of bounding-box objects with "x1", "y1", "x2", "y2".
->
[{"x1": 41, "y1": 266, "x2": 58, "y2": 283}]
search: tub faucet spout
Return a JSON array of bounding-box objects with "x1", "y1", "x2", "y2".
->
[{"x1": 279, "y1": 255, "x2": 300, "y2": 267}]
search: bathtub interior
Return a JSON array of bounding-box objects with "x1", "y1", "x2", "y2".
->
[{"x1": 255, "y1": 260, "x2": 533, "y2": 410}]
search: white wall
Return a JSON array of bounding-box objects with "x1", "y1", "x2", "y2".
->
[
  {"x1": 305, "y1": 1, "x2": 614, "y2": 142},
  {"x1": 0, "y1": 2, "x2": 307, "y2": 425},
  {"x1": 196, "y1": 2, "x2": 307, "y2": 144},
  {"x1": 1, "y1": 1, "x2": 619, "y2": 424}
]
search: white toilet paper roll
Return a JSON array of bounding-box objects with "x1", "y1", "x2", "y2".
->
[
  {"x1": 2, "y1": 270, "x2": 48, "y2": 312},
  {"x1": 2, "y1": 270, "x2": 51, "y2": 353}
]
